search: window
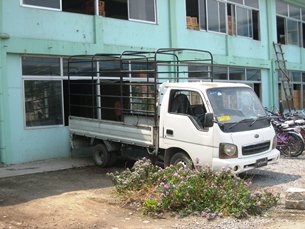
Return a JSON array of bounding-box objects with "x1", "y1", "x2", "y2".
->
[
  {"x1": 214, "y1": 66, "x2": 228, "y2": 80},
  {"x1": 62, "y1": 0, "x2": 95, "y2": 15},
  {"x1": 229, "y1": 67, "x2": 246, "y2": 81},
  {"x1": 207, "y1": 0, "x2": 226, "y2": 33},
  {"x1": 230, "y1": 1, "x2": 260, "y2": 40},
  {"x1": 22, "y1": 0, "x2": 156, "y2": 23},
  {"x1": 169, "y1": 90, "x2": 206, "y2": 129},
  {"x1": 130, "y1": 63, "x2": 155, "y2": 114},
  {"x1": 24, "y1": 80, "x2": 63, "y2": 127},
  {"x1": 276, "y1": 0, "x2": 301, "y2": 46},
  {"x1": 22, "y1": 56, "x2": 60, "y2": 76},
  {"x1": 185, "y1": 0, "x2": 260, "y2": 40},
  {"x1": 278, "y1": 71, "x2": 305, "y2": 110},
  {"x1": 22, "y1": 56, "x2": 63, "y2": 127},
  {"x1": 22, "y1": 0, "x2": 60, "y2": 9},
  {"x1": 209, "y1": 65, "x2": 262, "y2": 98},
  {"x1": 236, "y1": 6, "x2": 252, "y2": 37},
  {"x1": 129, "y1": 0, "x2": 156, "y2": 22},
  {"x1": 287, "y1": 19, "x2": 299, "y2": 46}
]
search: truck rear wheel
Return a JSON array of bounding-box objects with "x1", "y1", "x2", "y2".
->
[
  {"x1": 170, "y1": 152, "x2": 193, "y2": 169},
  {"x1": 92, "y1": 144, "x2": 110, "y2": 167}
]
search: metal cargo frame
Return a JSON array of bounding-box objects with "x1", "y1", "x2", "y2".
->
[{"x1": 67, "y1": 48, "x2": 213, "y2": 150}]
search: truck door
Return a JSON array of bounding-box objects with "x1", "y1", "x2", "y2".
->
[{"x1": 160, "y1": 89, "x2": 214, "y2": 164}]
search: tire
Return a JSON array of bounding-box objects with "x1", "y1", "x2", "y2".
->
[
  {"x1": 92, "y1": 144, "x2": 110, "y2": 167},
  {"x1": 280, "y1": 132, "x2": 304, "y2": 157},
  {"x1": 169, "y1": 152, "x2": 193, "y2": 169}
]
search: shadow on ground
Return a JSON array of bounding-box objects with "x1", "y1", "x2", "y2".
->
[
  {"x1": 240, "y1": 169, "x2": 301, "y2": 188},
  {"x1": 0, "y1": 166, "x2": 123, "y2": 207}
]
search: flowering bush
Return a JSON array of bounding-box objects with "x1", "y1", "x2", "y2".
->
[{"x1": 107, "y1": 158, "x2": 280, "y2": 218}]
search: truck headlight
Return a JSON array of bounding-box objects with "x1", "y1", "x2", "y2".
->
[
  {"x1": 219, "y1": 143, "x2": 238, "y2": 159},
  {"x1": 272, "y1": 135, "x2": 277, "y2": 149}
]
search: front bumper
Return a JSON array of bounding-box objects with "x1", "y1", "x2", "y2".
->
[{"x1": 212, "y1": 149, "x2": 280, "y2": 174}]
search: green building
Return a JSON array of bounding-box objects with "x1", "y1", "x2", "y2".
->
[{"x1": 0, "y1": 0, "x2": 305, "y2": 164}]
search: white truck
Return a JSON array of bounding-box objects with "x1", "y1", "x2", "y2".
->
[{"x1": 68, "y1": 48, "x2": 280, "y2": 173}]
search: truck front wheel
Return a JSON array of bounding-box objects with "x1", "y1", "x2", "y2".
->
[
  {"x1": 92, "y1": 144, "x2": 110, "y2": 167},
  {"x1": 170, "y1": 152, "x2": 193, "y2": 169}
]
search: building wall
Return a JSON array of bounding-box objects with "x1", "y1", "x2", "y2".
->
[{"x1": 1, "y1": 0, "x2": 305, "y2": 164}]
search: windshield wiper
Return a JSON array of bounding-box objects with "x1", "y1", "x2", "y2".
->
[
  {"x1": 228, "y1": 118, "x2": 254, "y2": 130},
  {"x1": 249, "y1": 115, "x2": 268, "y2": 126}
]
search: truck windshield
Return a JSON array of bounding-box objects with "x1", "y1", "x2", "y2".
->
[{"x1": 207, "y1": 87, "x2": 268, "y2": 132}]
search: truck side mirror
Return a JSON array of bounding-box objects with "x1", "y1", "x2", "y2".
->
[{"x1": 204, "y1": 113, "x2": 214, "y2": 128}]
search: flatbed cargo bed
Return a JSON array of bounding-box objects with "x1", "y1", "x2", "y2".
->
[{"x1": 69, "y1": 116, "x2": 155, "y2": 147}]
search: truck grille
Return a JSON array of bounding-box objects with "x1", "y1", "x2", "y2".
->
[{"x1": 242, "y1": 141, "x2": 270, "y2": 156}]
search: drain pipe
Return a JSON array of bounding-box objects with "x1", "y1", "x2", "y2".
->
[
  {"x1": 266, "y1": 0, "x2": 277, "y2": 109},
  {"x1": 0, "y1": 1, "x2": 9, "y2": 163},
  {"x1": 168, "y1": 0, "x2": 177, "y2": 48}
]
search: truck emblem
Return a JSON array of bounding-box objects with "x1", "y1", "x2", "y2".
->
[{"x1": 254, "y1": 134, "x2": 259, "y2": 138}]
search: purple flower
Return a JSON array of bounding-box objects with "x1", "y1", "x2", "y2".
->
[
  {"x1": 164, "y1": 184, "x2": 170, "y2": 189},
  {"x1": 201, "y1": 211, "x2": 207, "y2": 217}
]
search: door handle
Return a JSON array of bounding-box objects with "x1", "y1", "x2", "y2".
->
[{"x1": 166, "y1": 129, "x2": 174, "y2": 135}]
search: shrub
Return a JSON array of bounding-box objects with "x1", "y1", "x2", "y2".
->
[{"x1": 107, "y1": 158, "x2": 280, "y2": 218}]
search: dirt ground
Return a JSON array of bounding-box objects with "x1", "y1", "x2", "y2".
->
[{"x1": 0, "y1": 164, "x2": 305, "y2": 229}]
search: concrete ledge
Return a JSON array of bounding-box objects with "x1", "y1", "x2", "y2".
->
[
  {"x1": 285, "y1": 188, "x2": 305, "y2": 210},
  {"x1": 0, "y1": 157, "x2": 94, "y2": 178}
]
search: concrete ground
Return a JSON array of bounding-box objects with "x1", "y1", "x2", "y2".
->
[{"x1": 0, "y1": 157, "x2": 94, "y2": 178}]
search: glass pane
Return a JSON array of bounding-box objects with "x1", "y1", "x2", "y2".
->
[
  {"x1": 98, "y1": 59, "x2": 122, "y2": 78},
  {"x1": 246, "y1": 69, "x2": 261, "y2": 81},
  {"x1": 229, "y1": 67, "x2": 245, "y2": 80},
  {"x1": 63, "y1": 58, "x2": 96, "y2": 76},
  {"x1": 63, "y1": 0, "x2": 95, "y2": 15},
  {"x1": 227, "y1": 4, "x2": 236, "y2": 35},
  {"x1": 302, "y1": 72, "x2": 305, "y2": 82},
  {"x1": 289, "y1": 5, "x2": 300, "y2": 20},
  {"x1": 213, "y1": 66, "x2": 228, "y2": 80},
  {"x1": 22, "y1": 56, "x2": 60, "y2": 76},
  {"x1": 290, "y1": 72, "x2": 301, "y2": 82},
  {"x1": 219, "y1": 2, "x2": 226, "y2": 33},
  {"x1": 303, "y1": 23, "x2": 305, "y2": 48},
  {"x1": 25, "y1": 80, "x2": 63, "y2": 127},
  {"x1": 276, "y1": 0, "x2": 288, "y2": 16},
  {"x1": 302, "y1": 8, "x2": 305, "y2": 21},
  {"x1": 207, "y1": 0, "x2": 219, "y2": 32},
  {"x1": 244, "y1": 0, "x2": 259, "y2": 9},
  {"x1": 252, "y1": 10, "x2": 260, "y2": 40},
  {"x1": 23, "y1": 0, "x2": 60, "y2": 9},
  {"x1": 229, "y1": 0, "x2": 243, "y2": 5},
  {"x1": 188, "y1": 65, "x2": 209, "y2": 79},
  {"x1": 277, "y1": 16, "x2": 286, "y2": 44},
  {"x1": 199, "y1": 0, "x2": 206, "y2": 30},
  {"x1": 303, "y1": 85, "x2": 305, "y2": 109},
  {"x1": 236, "y1": 7, "x2": 250, "y2": 37},
  {"x1": 129, "y1": 0, "x2": 155, "y2": 22},
  {"x1": 287, "y1": 19, "x2": 300, "y2": 46},
  {"x1": 293, "y1": 84, "x2": 301, "y2": 109}
]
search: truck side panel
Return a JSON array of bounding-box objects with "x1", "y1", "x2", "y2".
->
[{"x1": 69, "y1": 116, "x2": 154, "y2": 147}]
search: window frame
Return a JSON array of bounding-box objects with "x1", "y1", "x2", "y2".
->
[
  {"x1": 21, "y1": 0, "x2": 157, "y2": 24},
  {"x1": 276, "y1": 0, "x2": 302, "y2": 47},
  {"x1": 128, "y1": 0, "x2": 157, "y2": 24},
  {"x1": 206, "y1": 0, "x2": 227, "y2": 34},
  {"x1": 188, "y1": 0, "x2": 260, "y2": 40},
  {"x1": 22, "y1": 56, "x2": 65, "y2": 129},
  {"x1": 20, "y1": 0, "x2": 62, "y2": 11},
  {"x1": 23, "y1": 78, "x2": 65, "y2": 129}
]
